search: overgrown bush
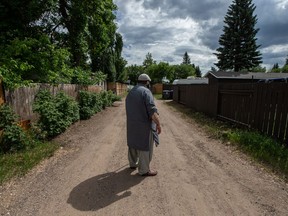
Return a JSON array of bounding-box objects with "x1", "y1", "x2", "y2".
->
[
  {"x1": 55, "y1": 92, "x2": 80, "y2": 123},
  {"x1": 100, "y1": 90, "x2": 121, "y2": 109},
  {"x1": 0, "y1": 105, "x2": 31, "y2": 153},
  {"x1": 109, "y1": 90, "x2": 122, "y2": 103},
  {"x1": 0, "y1": 104, "x2": 17, "y2": 129},
  {"x1": 100, "y1": 91, "x2": 109, "y2": 109},
  {"x1": 33, "y1": 90, "x2": 79, "y2": 138},
  {"x1": 78, "y1": 90, "x2": 121, "y2": 120},
  {"x1": 78, "y1": 91, "x2": 102, "y2": 120}
]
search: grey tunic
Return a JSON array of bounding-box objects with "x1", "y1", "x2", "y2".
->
[{"x1": 126, "y1": 84, "x2": 158, "y2": 151}]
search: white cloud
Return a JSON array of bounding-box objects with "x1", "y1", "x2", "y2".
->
[
  {"x1": 275, "y1": 0, "x2": 288, "y2": 9},
  {"x1": 262, "y1": 44, "x2": 288, "y2": 54},
  {"x1": 115, "y1": 0, "x2": 288, "y2": 73}
]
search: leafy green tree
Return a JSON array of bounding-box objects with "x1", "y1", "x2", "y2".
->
[
  {"x1": 87, "y1": 1, "x2": 118, "y2": 74},
  {"x1": 146, "y1": 62, "x2": 173, "y2": 83},
  {"x1": 0, "y1": 0, "x2": 57, "y2": 44},
  {"x1": 0, "y1": 35, "x2": 73, "y2": 88},
  {"x1": 0, "y1": 0, "x2": 125, "y2": 87},
  {"x1": 282, "y1": 56, "x2": 288, "y2": 73},
  {"x1": 71, "y1": 68, "x2": 106, "y2": 85},
  {"x1": 125, "y1": 65, "x2": 145, "y2": 85},
  {"x1": 182, "y1": 52, "x2": 191, "y2": 65},
  {"x1": 58, "y1": 0, "x2": 117, "y2": 69},
  {"x1": 114, "y1": 33, "x2": 127, "y2": 82},
  {"x1": 143, "y1": 52, "x2": 156, "y2": 69},
  {"x1": 172, "y1": 64, "x2": 196, "y2": 79},
  {"x1": 116, "y1": 57, "x2": 128, "y2": 82},
  {"x1": 282, "y1": 65, "x2": 288, "y2": 73},
  {"x1": 58, "y1": 0, "x2": 89, "y2": 67},
  {"x1": 271, "y1": 63, "x2": 281, "y2": 73},
  {"x1": 214, "y1": 0, "x2": 262, "y2": 71},
  {"x1": 250, "y1": 66, "x2": 266, "y2": 72}
]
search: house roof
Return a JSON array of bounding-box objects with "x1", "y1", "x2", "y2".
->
[{"x1": 205, "y1": 71, "x2": 288, "y2": 80}]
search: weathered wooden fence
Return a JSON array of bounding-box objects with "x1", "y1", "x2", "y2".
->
[
  {"x1": 107, "y1": 82, "x2": 128, "y2": 96},
  {"x1": 4, "y1": 83, "x2": 102, "y2": 122},
  {"x1": 252, "y1": 83, "x2": 288, "y2": 143},
  {"x1": 173, "y1": 83, "x2": 288, "y2": 144},
  {"x1": 152, "y1": 83, "x2": 163, "y2": 94},
  {"x1": 173, "y1": 84, "x2": 219, "y2": 116},
  {"x1": 218, "y1": 84, "x2": 254, "y2": 126}
]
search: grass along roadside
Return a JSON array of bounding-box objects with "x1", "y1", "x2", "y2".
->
[
  {"x1": 163, "y1": 100, "x2": 288, "y2": 180},
  {"x1": 153, "y1": 94, "x2": 162, "y2": 100},
  {"x1": 0, "y1": 141, "x2": 59, "y2": 185}
]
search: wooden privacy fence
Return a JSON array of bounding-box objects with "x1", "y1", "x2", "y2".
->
[
  {"x1": 152, "y1": 83, "x2": 163, "y2": 94},
  {"x1": 107, "y1": 82, "x2": 128, "y2": 96},
  {"x1": 218, "y1": 84, "x2": 254, "y2": 126},
  {"x1": 253, "y1": 83, "x2": 288, "y2": 143},
  {"x1": 4, "y1": 83, "x2": 103, "y2": 122},
  {"x1": 173, "y1": 83, "x2": 288, "y2": 144},
  {"x1": 173, "y1": 84, "x2": 219, "y2": 116}
]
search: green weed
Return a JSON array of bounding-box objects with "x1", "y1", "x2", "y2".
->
[
  {"x1": 0, "y1": 141, "x2": 59, "y2": 184},
  {"x1": 164, "y1": 101, "x2": 288, "y2": 179}
]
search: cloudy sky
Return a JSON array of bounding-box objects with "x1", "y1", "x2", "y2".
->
[{"x1": 114, "y1": 0, "x2": 288, "y2": 74}]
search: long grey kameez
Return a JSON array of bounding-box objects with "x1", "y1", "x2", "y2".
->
[{"x1": 125, "y1": 84, "x2": 159, "y2": 174}]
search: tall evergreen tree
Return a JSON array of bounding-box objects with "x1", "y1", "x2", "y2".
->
[
  {"x1": 271, "y1": 63, "x2": 282, "y2": 73},
  {"x1": 214, "y1": 0, "x2": 262, "y2": 72},
  {"x1": 182, "y1": 52, "x2": 191, "y2": 65},
  {"x1": 195, "y1": 66, "x2": 202, "y2": 77},
  {"x1": 272, "y1": 63, "x2": 279, "y2": 70},
  {"x1": 210, "y1": 67, "x2": 217, "y2": 72}
]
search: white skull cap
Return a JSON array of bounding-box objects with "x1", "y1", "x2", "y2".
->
[{"x1": 138, "y1": 73, "x2": 151, "y2": 81}]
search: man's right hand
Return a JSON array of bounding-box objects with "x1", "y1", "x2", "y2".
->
[
  {"x1": 156, "y1": 124, "x2": 161, "y2": 134},
  {"x1": 152, "y1": 112, "x2": 161, "y2": 134}
]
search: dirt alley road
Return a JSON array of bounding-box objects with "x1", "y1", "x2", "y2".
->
[{"x1": 1, "y1": 99, "x2": 288, "y2": 216}]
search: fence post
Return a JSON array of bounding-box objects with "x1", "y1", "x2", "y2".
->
[
  {"x1": 211, "y1": 83, "x2": 219, "y2": 117},
  {"x1": 0, "y1": 79, "x2": 5, "y2": 105}
]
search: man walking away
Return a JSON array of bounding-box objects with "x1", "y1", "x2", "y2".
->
[{"x1": 125, "y1": 73, "x2": 161, "y2": 176}]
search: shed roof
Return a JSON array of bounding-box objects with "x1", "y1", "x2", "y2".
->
[
  {"x1": 173, "y1": 77, "x2": 208, "y2": 85},
  {"x1": 205, "y1": 71, "x2": 288, "y2": 80}
]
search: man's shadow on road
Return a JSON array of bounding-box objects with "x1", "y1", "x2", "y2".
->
[{"x1": 67, "y1": 167, "x2": 143, "y2": 211}]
